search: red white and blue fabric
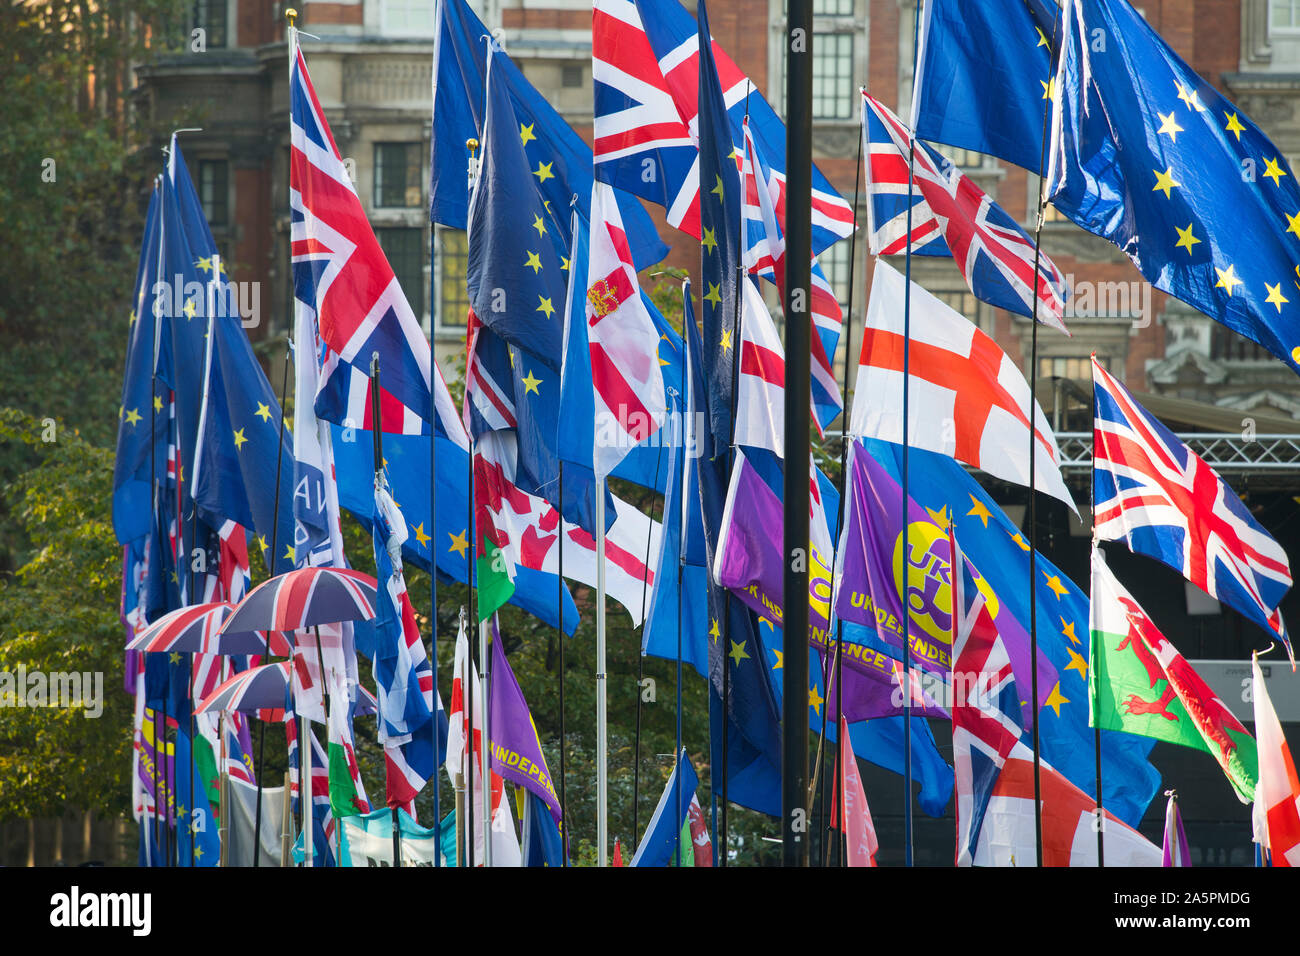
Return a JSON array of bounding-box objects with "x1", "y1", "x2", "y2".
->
[
  {"x1": 739, "y1": 119, "x2": 843, "y2": 431},
  {"x1": 285, "y1": 717, "x2": 338, "y2": 864},
  {"x1": 576, "y1": 182, "x2": 667, "y2": 479},
  {"x1": 196, "y1": 661, "x2": 294, "y2": 716},
  {"x1": 861, "y1": 92, "x2": 1068, "y2": 332},
  {"x1": 1093, "y1": 358, "x2": 1292, "y2": 659},
  {"x1": 221, "y1": 566, "x2": 377, "y2": 637},
  {"x1": 950, "y1": 528, "x2": 1024, "y2": 867},
  {"x1": 591, "y1": 0, "x2": 854, "y2": 253},
  {"x1": 463, "y1": 310, "x2": 518, "y2": 439},
  {"x1": 126, "y1": 602, "x2": 289, "y2": 657},
  {"x1": 371, "y1": 481, "x2": 436, "y2": 812},
  {"x1": 289, "y1": 35, "x2": 463, "y2": 443}
]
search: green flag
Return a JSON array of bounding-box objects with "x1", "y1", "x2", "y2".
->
[
  {"x1": 1091, "y1": 548, "x2": 1257, "y2": 802},
  {"x1": 473, "y1": 437, "x2": 517, "y2": 623}
]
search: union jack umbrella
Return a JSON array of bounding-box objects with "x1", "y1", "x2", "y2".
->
[
  {"x1": 125, "y1": 602, "x2": 291, "y2": 656},
  {"x1": 218, "y1": 567, "x2": 378, "y2": 638},
  {"x1": 196, "y1": 661, "x2": 294, "y2": 716}
]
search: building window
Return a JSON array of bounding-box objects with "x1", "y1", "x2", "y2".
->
[
  {"x1": 932, "y1": 143, "x2": 986, "y2": 171},
  {"x1": 812, "y1": 34, "x2": 855, "y2": 120},
  {"x1": 1273, "y1": 0, "x2": 1300, "y2": 33},
  {"x1": 1038, "y1": 355, "x2": 1099, "y2": 380},
  {"x1": 561, "y1": 64, "x2": 584, "y2": 88},
  {"x1": 383, "y1": 0, "x2": 435, "y2": 36},
  {"x1": 193, "y1": 0, "x2": 227, "y2": 49},
  {"x1": 198, "y1": 160, "x2": 229, "y2": 228},
  {"x1": 376, "y1": 227, "x2": 425, "y2": 320},
  {"x1": 1211, "y1": 326, "x2": 1272, "y2": 361},
  {"x1": 436, "y1": 228, "x2": 469, "y2": 329},
  {"x1": 933, "y1": 289, "x2": 980, "y2": 324},
  {"x1": 374, "y1": 143, "x2": 423, "y2": 209},
  {"x1": 814, "y1": 0, "x2": 854, "y2": 14},
  {"x1": 816, "y1": 243, "x2": 852, "y2": 309}
]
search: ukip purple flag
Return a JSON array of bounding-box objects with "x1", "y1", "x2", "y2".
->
[
  {"x1": 834, "y1": 441, "x2": 1057, "y2": 711},
  {"x1": 714, "y1": 451, "x2": 946, "y2": 720},
  {"x1": 1162, "y1": 791, "x2": 1192, "y2": 867},
  {"x1": 488, "y1": 618, "x2": 562, "y2": 824}
]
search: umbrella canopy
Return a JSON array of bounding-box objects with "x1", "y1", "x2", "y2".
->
[
  {"x1": 126, "y1": 603, "x2": 292, "y2": 656},
  {"x1": 196, "y1": 661, "x2": 294, "y2": 716},
  {"x1": 220, "y1": 567, "x2": 378, "y2": 637}
]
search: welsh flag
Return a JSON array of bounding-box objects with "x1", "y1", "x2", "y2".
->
[
  {"x1": 1091, "y1": 548, "x2": 1257, "y2": 803},
  {"x1": 327, "y1": 684, "x2": 371, "y2": 819},
  {"x1": 472, "y1": 432, "x2": 517, "y2": 622}
]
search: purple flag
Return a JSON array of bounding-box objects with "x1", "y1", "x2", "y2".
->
[
  {"x1": 835, "y1": 443, "x2": 1057, "y2": 711},
  {"x1": 715, "y1": 452, "x2": 945, "y2": 720},
  {"x1": 137, "y1": 709, "x2": 174, "y2": 824},
  {"x1": 1162, "y1": 791, "x2": 1192, "y2": 866},
  {"x1": 489, "y1": 620, "x2": 562, "y2": 824}
]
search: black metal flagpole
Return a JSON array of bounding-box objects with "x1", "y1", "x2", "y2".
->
[
  {"x1": 1023, "y1": 0, "x2": 1064, "y2": 868},
  {"x1": 632, "y1": 441, "x2": 666, "y2": 846},
  {"x1": 783, "y1": 0, "x2": 813, "y2": 868}
]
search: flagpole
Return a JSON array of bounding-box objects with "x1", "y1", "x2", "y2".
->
[
  {"x1": 596, "y1": 477, "x2": 609, "y2": 867},
  {"x1": 464, "y1": 137, "x2": 479, "y2": 869},
  {"x1": 1088, "y1": 352, "x2": 1105, "y2": 867},
  {"x1": 783, "y1": 0, "x2": 813, "y2": 868},
  {"x1": 1024, "y1": 2, "x2": 1063, "y2": 869},
  {"x1": 366, "y1": 352, "x2": 402, "y2": 868},
  {"x1": 252, "y1": 339, "x2": 292, "y2": 867},
  {"x1": 557, "y1": 461, "x2": 568, "y2": 866},
  {"x1": 479, "y1": 614, "x2": 492, "y2": 867},
  {"x1": 427, "y1": 246, "x2": 442, "y2": 867},
  {"x1": 148, "y1": 172, "x2": 164, "y2": 865},
  {"x1": 632, "y1": 450, "x2": 665, "y2": 846},
  {"x1": 898, "y1": 0, "x2": 925, "y2": 868},
  {"x1": 831, "y1": 108, "x2": 864, "y2": 867},
  {"x1": 675, "y1": 385, "x2": 685, "y2": 869}
]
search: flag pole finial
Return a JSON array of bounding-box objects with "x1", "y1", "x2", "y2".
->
[{"x1": 285, "y1": 7, "x2": 298, "y2": 26}]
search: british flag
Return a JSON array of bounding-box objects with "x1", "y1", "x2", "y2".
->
[
  {"x1": 862, "y1": 92, "x2": 1069, "y2": 333},
  {"x1": 1092, "y1": 358, "x2": 1293, "y2": 660},
  {"x1": 950, "y1": 527, "x2": 1024, "y2": 867},
  {"x1": 592, "y1": 0, "x2": 855, "y2": 253},
  {"x1": 290, "y1": 36, "x2": 462, "y2": 440},
  {"x1": 740, "y1": 119, "x2": 843, "y2": 431}
]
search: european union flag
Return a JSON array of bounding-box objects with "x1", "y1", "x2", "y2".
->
[
  {"x1": 431, "y1": 0, "x2": 666, "y2": 270},
  {"x1": 912, "y1": 0, "x2": 1059, "y2": 173},
  {"x1": 467, "y1": 51, "x2": 573, "y2": 369},
  {"x1": 697, "y1": 0, "x2": 743, "y2": 442},
  {"x1": 1050, "y1": 0, "x2": 1300, "y2": 372},
  {"x1": 113, "y1": 186, "x2": 171, "y2": 547},
  {"x1": 862, "y1": 437, "x2": 1161, "y2": 826}
]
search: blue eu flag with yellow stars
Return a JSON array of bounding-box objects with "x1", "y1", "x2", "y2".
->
[
  {"x1": 467, "y1": 49, "x2": 571, "y2": 371},
  {"x1": 912, "y1": 0, "x2": 1060, "y2": 174},
  {"x1": 697, "y1": 0, "x2": 743, "y2": 443},
  {"x1": 1050, "y1": 0, "x2": 1300, "y2": 373}
]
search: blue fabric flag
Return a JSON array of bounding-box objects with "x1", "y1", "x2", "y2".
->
[
  {"x1": 522, "y1": 790, "x2": 565, "y2": 867},
  {"x1": 912, "y1": 0, "x2": 1060, "y2": 173},
  {"x1": 696, "y1": 0, "x2": 743, "y2": 442},
  {"x1": 430, "y1": 0, "x2": 666, "y2": 271},
  {"x1": 1049, "y1": 0, "x2": 1300, "y2": 373},
  {"x1": 861, "y1": 437, "x2": 1161, "y2": 826},
  {"x1": 631, "y1": 747, "x2": 700, "y2": 866},
  {"x1": 173, "y1": 724, "x2": 221, "y2": 867},
  {"x1": 467, "y1": 51, "x2": 571, "y2": 369},
  {"x1": 330, "y1": 426, "x2": 579, "y2": 635},
  {"x1": 113, "y1": 187, "x2": 171, "y2": 547}
]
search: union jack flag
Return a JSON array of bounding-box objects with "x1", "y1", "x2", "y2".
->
[
  {"x1": 862, "y1": 92, "x2": 1069, "y2": 333},
  {"x1": 592, "y1": 0, "x2": 855, "y2": 252},
  {"x1": 1092, "y1": 358, "x2": 1293, "y2": 661},
  {"x1": 286, "y1": 716, "x2": 338, "y2": 865},
  {"x1": 289, "y1": 35, "x2": 462, "y2": 441},
  {"x1": 740, "y1": 119, "x2": 842, "y2": 431},
  {"x1": 950, "y1": 527, "x2": 1026, "y2": 867}
]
